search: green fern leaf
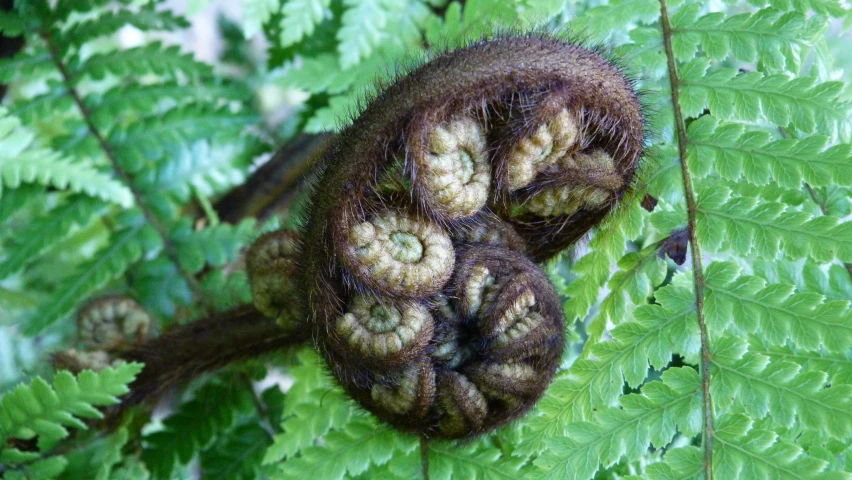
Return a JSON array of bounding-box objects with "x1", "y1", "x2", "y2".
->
[
  {"x1": 388, "y1": 442, "x2": 526, "y2": 480},
  {"x1": 0, "y1": 363, "x2": 142, "y2": 457},
  {"x1": 76, "y1": 43, "x2": 212, "y2": 82},
  {"x1": 711, "y1": 336, "x2": 852, "y2": 440},
  {"x1": 280, "y1": 0, "x2": 331, "y2": 47},
  {"x1": 703, "y1": 261, "x2": 852, "y2": 352},
  {"x1": 25, "y1": 217, "x2": 162, "y2": 335},
  {"x1": 264, "y1": 349, "x2": 354, "y2": 463},
  {"x1": 337, "y1": 0, "x2": 385, "y2": 69},
  {"x1": 772, "y1": 0, "x2": 846, "y2": 17},
  {"x1": 273, "y1": 417, "x2": 414, "y2": 480},
  {"x1": 671, "y1": 6, "x2": 825, "y2": 71},
  {"x1": 200, "y1": 423, "x2": 271, "y2": 480},
  {"x1": 241, "y1": 0, "x2": 279, "y2": 39},
  {"x1": 2, "y1": 457, "x2": 68, "y2": 480},
  {"x1": 562, "y1": 203, "x2": 645, "y2": 330},
  {"x1": 170, "y1": 219, "x2": 256, "y2": 274},
  {"x1": 748, "y1": 336, "x2": 852, "y2": 387},
  {"x1": 109, "y1": 105, "x2": 258, "y2": 172},
  {"x1": 0, "y1": 196, "x2": 103, "y2": 279},
  {"x1": 8, "y1": 88, "x2": 73, "y2": 123},
  {"x1": 142, "y1": 381, "x2": 254, "y2": 480},
  {"x1": 60, "y1": 6, "x2": 189, "y2": 49},
  {"x1": 644, "y1": 446, "x2": 703, "y2": 480},
  {"x1": 519, "y1": 281, "x2": 699, "y2": 457},
  {"x1": 686, "y1": 115, "x2": 852, "y2": 188},
  {"x1": 678, "y1": 58, "x2": 849, "y2": 136},
  {"x1": 694, "y1": 185, "x2": 852, "y2": 262},
  {"x1": 0, "y1": 49, "x2": 53, "y2": 84},
  {"x1": 0, "y1": 109, "x2": 133, "y2": 207},
  {"x1": 532, "y1": 368, "x2": 702, "y2": 480},
  {"x1": 713, "y1": 413, "x2": 841, "y2": 479}
]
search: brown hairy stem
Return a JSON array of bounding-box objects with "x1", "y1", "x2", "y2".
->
[
  {"x1": 214, "y1": 133, "x2": 333, "y2": 223},
  {"x1": 118, "y1": 306, "x2": 308, "y2": 405}
]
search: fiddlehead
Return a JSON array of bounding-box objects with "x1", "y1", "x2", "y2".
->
[{"x1": 248, "y1": 34, "x2": 644, "y2": 439}]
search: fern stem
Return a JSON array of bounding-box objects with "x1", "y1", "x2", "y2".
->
[
  {"x1": 40, "y1": 30, "x2": 208, "y2": 307},
  {"x1": 658, "y1": 0, "x2": 714, "y2": 476},
  {"x1": 420, "y1": 436, "x2": 430, "y2": 480},
  {"x1": 118, "y1": 306, "x2": 309, "y2": 405}
]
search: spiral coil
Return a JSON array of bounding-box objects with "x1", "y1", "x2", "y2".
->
[{"x1": 250, "y1": 35, "x2": 644, "y2": 439}]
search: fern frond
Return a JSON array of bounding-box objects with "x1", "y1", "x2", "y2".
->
[
  {"x1": 171, "y1": 219, "x2": 256, "y2": 274},
  {"x1": 25, "y1": 218, "x2": 161, "y2": 335},
  {"x1": 0, "y1": 109, "x2": 132, "y2": 207},
  {"x1": 337, "y1": 0, "x2": 385, "y2": 69},
  {"x1": 75, "y1": 43, "x2": 212, "y2": 82},
  {"x1": 671, "y1": 7, "x2": 825, "y2": 71},
  {"x1": 687, "y1": 115, "x2": 852, "y2": 188},
  {"x1": 8, "y1": 88, "x2": 73, "y2": 123},
  {"x1": 641, "y1": 446, "x2": 703, "y2": 480},
  {"x1": 519, "y1": 282, "x2": 699, "y2": 457},
  {"x1": 141, "y1": 381, "x2": 254, "y2": 480},
  {"x1": 273, "y1": 417, "x2": 415, "y2": 480},
  {"x1": 532, "y1": 368, "x2": 702, "y2": 480},
  {"x1": 279, "y1": 0, "x2": 331, "y2": 47},
  {"x1": 387, "y1": 442, "x2": 527, "y2": 480},
  {"x1": 748, "y1": 336, "x2": 852, "y2": 387},
  {"x1": 109, "y1": 105, "x2": 258, "y2": 172},
  {"x1": 711, "y1": 337, "x2": 852, "y2": 440},
  {"x1": 0, "y1": 363, "x2": 142, "y2": 459},
  {"x1": 200, "y1": 423, "x2": 271, "y2": 480},
  {"x1": 678, "y1": 58, "x2": 849, "y2": 136},
  {"x1": 562, "y1": 203, "x2": 645, "y2": 331},
  {"x1": 712, "y1": 413, "x2": 841, "y2": 479},
  {"x1": 0, "y1": 196, "x2": 103, "y2": 279},
  {"x1": 703, "y1": 261, "x2": 852, "y2": 352},
  {"x1": 60, "y1": 6, "x2": 189, "y2": 49},
  {"x1": 0, "y1": 48, "x2": 53, "y2": 84},
  {"x1": 693, "y1": 185, "x2": 852, "y2": 263}
]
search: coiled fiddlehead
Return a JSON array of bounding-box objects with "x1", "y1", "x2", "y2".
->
[{"x1": 249, "y1": 34, "x2": 644, "y2": 440}]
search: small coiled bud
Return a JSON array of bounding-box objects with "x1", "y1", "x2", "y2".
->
[
  {"x1": 344, "y1": 210, "x2": 454, "y2": 297},
  {"x1": 246, "y1": 230, "x2": 302, "y2": 326},
  {"x1": 77, "y1": 295, "x2": 150, "y2": 351},
  {"x1": 413, "y1": 116, "x2": 491, "y2": 219},
  {"x1": 505, "y1": 108, "x2": 581, "y2": 191},
  {"x1": 333, "y1": 294, "x2": 434, "y2": 368}
]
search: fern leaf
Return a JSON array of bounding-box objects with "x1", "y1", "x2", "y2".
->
[
  {"x1": 672, "y1": 7, "x2": 825, "y2": 71},
  {"x1": 2, "y1": 457, "x2": 68, "y2": 480},
  {"x1": 88, "y1": 82, "x2": 251, "y2": 129},
  {"x1": 694, "y1": 185, "x2": 852, "y2": 263},
  {"x1": 678, "y1": 58, "x2": 849, "y2": 136},
  {"x1": 109, "y1": 105, "x2": 257, "y2": 172},
  {"x1": 75, "y1": 43, "x2": 212, "y2": 82},
  {"x1": 170, "y1": 219, "x2": 256, "y2": 274},
  {"x1": 644, "y1": 446, "x2": 703, "y2": 480},
  {"x1": 60, "y1": 6, "x2": 189, "y2": 49},
  {"x1": 532, "y1": 368, "x2": 702, "y2": 480},
  {"x1": 590, "y1": 244, "x2": 667, "y2": 339},
  {"x1": 570, "y1": 0, "x2": 660, "y2": 40},
  {"x1": 142, "y1": 381, "x2": 254, "y2": 480},
  {"x1": 273, "y1": 417, "x2": 414, "y2": 480},
  {"x1": 562, "y1": 202, "x2": 644, "y2": 331},
  {"x1": 279, "y1": 0, "x2": 331, "y2": 47},
  {"x1": 713, "y1": 414, "x2": 841, "y2": 479},
  {"x1": 8, "y1": 88, "x2": 73, "y2": 123},
  {"x1": 387, "y1": 442, "x2": 527, "y2": 480},
  {"x1": 519, "y1": 282, "x2": 699, "y2": 457},
  {"x1": 240, "y1": 0, "x2": 278, "y2": 39},
  {"x1": 25, "y1": 218, "x2": 161, "y2": 335},
  {"x1": 773, "y1": 0, "x2": 846, "y2": 17},
  {"x1": 0, "y1": 109, "x2": 133, "y2": 207},
  {"x1": 337, "y1": 0, "x2": 386, "y2": 69},
  {"x1": 703, "y1": 261, "x2": 852, "y2": 352},
  {"x1": 0, "y1": 196, "x2": 103, "y2": 279},
  {"x1": 0, "y1": 49, "x2": 53, "y2": 84},
  {"x1": 264, "y1": 349, "x2": 354, "y2": 463},
  {"x1": 711, "y1": 336, "x2": 852, "y2": 440},
  {"x1": 687, "y1": 115, "x2": 852, "y2": 188},
  {"x1": 748, "y1": 336, "x2": 852, "y2": 387},
  {"x1": 200, "y1": 423, "x2": 270, "y2": 480},
  {"x1": 0, "y1": 363, "x2": 142, "y2": 457}
]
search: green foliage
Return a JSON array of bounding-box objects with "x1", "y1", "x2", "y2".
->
[
  {"x1": 1, "y1": 0, "x2": 851, "y2": 479},
  {"x1": 0, "y1": 363, "x2": 142, "y2": 478}
]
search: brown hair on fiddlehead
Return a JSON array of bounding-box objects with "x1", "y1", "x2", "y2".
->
[{"x1": 248, "y1": 33, "x2": 644, "y2": 440}]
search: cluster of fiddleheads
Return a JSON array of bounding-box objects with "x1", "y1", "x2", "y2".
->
[{"x1": 244, "y1": 34, "x2": 645, "y2": 439}]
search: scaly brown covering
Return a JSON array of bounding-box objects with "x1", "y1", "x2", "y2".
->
[{"x1": 249, "y1": 34, "x2": 645, "y2": 439}]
